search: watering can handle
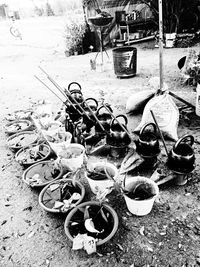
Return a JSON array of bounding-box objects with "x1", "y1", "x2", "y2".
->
[
  {"x1": 96, "y1": 104, "x2": 113, "y2": 116},
  {"x1": 68, "y1": 82, "x2": 82, "y2": 93},
  {"x1": 84, "y1": 98, "x2": 98, "y2": 110},
  {"x1": 110, "y1": 114, "x2": 128, "y2": 128},
  {"x1": 174, "y1": 134, "x2": 194, "y2": 149},
  {"x1": 139, "y1": 122, "x2": 157, "y2": 136}
]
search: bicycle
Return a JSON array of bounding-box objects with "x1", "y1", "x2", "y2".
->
[{"x1": 9, "y1": 15, "x2": 22, "y2": 40}]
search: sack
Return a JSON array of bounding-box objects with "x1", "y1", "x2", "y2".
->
[
  {"x1": 134, "y1": 92, "x2": 179, "y2": 141},
  {"x1": 126, "y1": 90, "x2": 155, "y2": 114}
]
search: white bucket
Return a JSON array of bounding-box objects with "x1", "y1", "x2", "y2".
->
[
  {"x1": 47, "y1": 132, "x2": 72, "y2": 156},
  {"x1": 86, "y1": 162, "x2": 118, "y2": 194},
  {"x1": 41, "y1": 120, "x2": 63, "y2": 136},
  {"x1": 59, "y1": 143, "x2": 85, "y2": 171},
  {"x1": 123, "y1": 176, "x2": 159, "y2": 216},
  {"x1": 165, "y1": 33, "x2": 176, "y2": 48}
]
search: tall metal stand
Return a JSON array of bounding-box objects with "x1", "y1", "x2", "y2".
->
[{"x1": 94, "y1": 26, "x2": 110, "y2": 65}]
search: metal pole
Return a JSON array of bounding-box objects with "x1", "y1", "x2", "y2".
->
[{"x1": 158, "y1": 0, "x2": 163, "y2": 94}]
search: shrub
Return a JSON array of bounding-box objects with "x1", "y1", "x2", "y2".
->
[{"x1": 64, "y1": 16, "x2": 87, "y2": 54}]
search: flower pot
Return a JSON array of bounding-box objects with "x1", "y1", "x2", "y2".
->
[
  {"x1": 64, "y1": 201, "x2": 119, "y2": 246},
  {"x1": 58, "y1": 143, "x2": 85, "y2": 171},
  {"x1": 123, "y1": 176, "x2": 159, "y2": 216},
  {"x1": 15, "y1": 143, "x2": 51, "y2": 167},
  {"x1": 45, "y1": 131, "x2": 72, "y2": 156},
  {"x1": 22, "y1": 160, "x2": 63, "y2": 188},
  {"x1": 40, "y1": 120, "x2": 63, "y2": 136},
  {"x1": 4, "y1": 119, "x2": 33, "y2": 135},
  {"x1": 38, "y1": 178, "x2": 85, "y2": 213},
  {"x1": 6, "y1": 131, "x2": 39, "y2": 152},
  {"x1": 86, "y1": 162, "x2": 118, "y2": 194},
  {"x1": 5, "y1": 109, "x2": 32, "y2": 121}
]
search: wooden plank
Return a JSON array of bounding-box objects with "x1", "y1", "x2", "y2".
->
[{"x1": 125, "y1": 35, "x2": 155, "y2": 45}]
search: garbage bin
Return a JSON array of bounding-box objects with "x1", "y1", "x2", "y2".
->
[{"x1": 113, "y1": 46, "x2": 137, "y2": 78}]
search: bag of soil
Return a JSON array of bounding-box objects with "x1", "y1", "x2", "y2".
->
[
  {"x1": 134, "y1": 91, "x2": 179, "y2": 141},
  {"x1": 126, "y1": 77, "x2": 169, "y2": 114},
  {"x1": 126, "y1": 90, "x2": 155, "y2": 114}
]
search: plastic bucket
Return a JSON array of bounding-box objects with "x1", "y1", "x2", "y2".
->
[
  {"x1": 123, "y1": 176, "x2": 159, "y2": 216},
  {"x1": 46, "y1": 132, "x2": 72, "y2": 156},
  {"x1": 41, "y1": 121, "x2": 63, "y2": 136},
  {"x1": 86, "y1": 162, "x2": 118, "y2": 194},
  {"x1": 59, "y1": 143, "x2": 85, "y2": 171},
  {"x1": 113, "y1": 46, "x2": 137, "y2": 78}
]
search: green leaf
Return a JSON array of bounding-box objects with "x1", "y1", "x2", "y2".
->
[
  {"x1": 84, "y1": 206, "x2": 90, "y2": 221},
  {"x1": 100, "y1": 207, "x2": 108, "y2": 223}
]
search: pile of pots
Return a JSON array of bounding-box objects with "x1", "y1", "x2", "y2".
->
[
  {"x1": 3, "y1": 102, "x2": 123, "y2": 253},
  {"x1": 3, "y1": 81, "x2": 196, "y2": 254}
]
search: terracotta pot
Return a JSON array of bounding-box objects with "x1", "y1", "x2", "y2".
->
[
  {"x1": 39, "y1": 178, "x2": 85, "y2": 214},
  {"x1": 4, "y1": 119, "x2": 33, "y2": 135},
  {"x1": 6, "y1": 131, "x2": 39, "y2": 152},
  {"x1": 15, "y1": 143, "x2": 51, "y2": 167},
  {"x1": 22, "y1": 160, "x2": 64, "y2": 188},
  {"x1": 64, "y1": 201, "x2": 119, "y2": 246}
]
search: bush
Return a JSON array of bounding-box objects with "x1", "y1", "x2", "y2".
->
[{"x1": 64, "y1": 16, "x2": 87, "y2": 54}]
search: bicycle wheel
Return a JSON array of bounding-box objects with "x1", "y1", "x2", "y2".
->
[{"x1": 10, "y1": 26, "x2": 22, "y2": 40}]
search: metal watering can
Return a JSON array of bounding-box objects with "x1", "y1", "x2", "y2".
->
[
  {"x1": 167, "y1": 134, "x2": 195, "y2": 172},
  {"x1": 65, "y1": 82, "x2": 84, "y2": 122},
  {"x1": 136, "y1": 123, "x2": 160, "y2": 157},
  {"x1": 106, "y1": 114, "x2": 131, "y2": 158},
  {"x1": 82, "y1": 98, "x2": 99, "y2": 134},
  {"x1": 95, "y1": 104, "x2": 113, "y2": 134},
  {"x1": 109, "y1": 114, "x2": 129, "y2": 143}
]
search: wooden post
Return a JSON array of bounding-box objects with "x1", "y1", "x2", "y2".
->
[{"x1": 158, "y1": 0, "x2": 163, "y2": 94}]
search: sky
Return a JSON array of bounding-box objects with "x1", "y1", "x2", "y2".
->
[{"x1": 0, "y1": 0, "x2": 47, "y2": 9}]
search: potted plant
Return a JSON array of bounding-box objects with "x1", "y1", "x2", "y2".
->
[
  {"x1": 64, "y1": 200, "x2": 119, "y2": 253},
  {"x1": 4, "y1": 119, "x2": 33, "y2": 135},
  {"x1": 15, "y1": 143, "x2": 51, "y2": 167},
  {"x1": 123, "y1": 176, "x2": 159, "y2": 216},
  {"x1": 38, "y1": 172, "x2": 85, "y2": 214},
  {"x1": 6, "y1": 131, "x2": 39, "y2": 152},
  {"x1": 22, "y1": 159, "x2": 64, "y2": 188},
  {"x1": 85, "y1": 161, "x2": 118, "y2": 194}
]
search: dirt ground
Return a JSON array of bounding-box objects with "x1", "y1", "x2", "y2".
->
[{"x1": 1, "y1": 16, "x2": 200, "y2": 267}]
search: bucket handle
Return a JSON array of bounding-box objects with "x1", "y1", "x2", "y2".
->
[
  {"x1": 96, "y1": 104, "x2": 113, "y2": 117},
  {"x1": 83, "y1": 98, "x2": 98, "y2": 111},
  {"x1": 174, "y1": 134, "x2": 194, "y2": 150},
  {"x1": 68, "y1": 82, "x2": 82, "y2": 93},
  {"x1": 139, "y1": 123, "x2": 157, "y2": 137},
  {"x1": 110, "y1": 114, "x2": 128, "y2": 129}
]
